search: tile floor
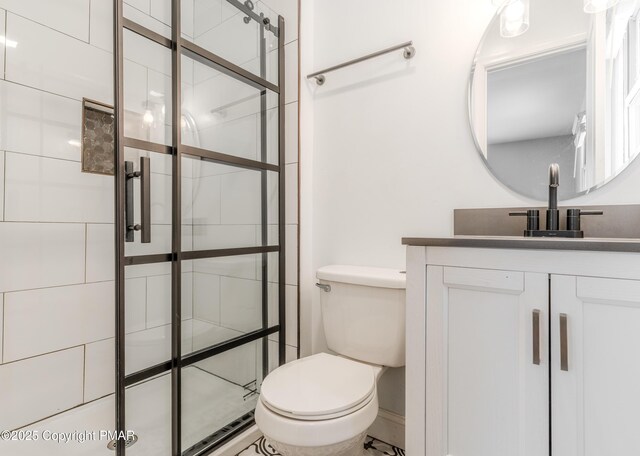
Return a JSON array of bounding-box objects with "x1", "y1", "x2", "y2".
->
[{"x1": 237, "y1": 436, "x2": 406, "y2": 456}]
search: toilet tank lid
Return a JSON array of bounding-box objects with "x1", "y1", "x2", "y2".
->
[{"x1": 316, "y1": 265, "x2": 406, "y2": 289}]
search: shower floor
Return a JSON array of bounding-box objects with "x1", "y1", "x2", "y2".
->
[{"x1": 0, "y1": 366, "x2": 256, "y2": 456}]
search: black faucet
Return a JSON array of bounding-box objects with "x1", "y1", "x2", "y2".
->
[
  {"x1": 509, "y1": 162, "x2": 603, "y2": 238},
  {"x1": 546, "y1": 163, "x2": 560, "y2": 231}
]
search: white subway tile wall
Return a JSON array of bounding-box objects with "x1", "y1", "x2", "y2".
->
[
  {"x1": 0, "y1": 294, "x2": 3, "y2": 363},
  {"x1": 0, "y1": 0, "x2": 299, "y2": 430},
  {"x1": 84, "y1": 338, "x2": 116, "y2": 402},
  {"x1": 0, "y1": 9, "x2": 5, "y2": 80},
  {"x1": 0, "y1": 347, "x2": 85, "y2": 431},
  {"x1": 0, "y1": 152, "x2": 4, "y2": 219},
  {"x1": 3, "y1": 282, "x2": 114, "y2": 362}
]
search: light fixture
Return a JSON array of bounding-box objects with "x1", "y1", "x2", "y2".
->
[
  {"x1": 492, "y1": 0, "x2": 506, "y2": 5},
  {"x1": 583, "y1": 0, "x2": 620, "y2": 13},
  {"x1": 143, "y1": 109, "x2": 154, "y2": 125},
  {"x1": 68, "y1": 139, "x2": 81, "y2": 147},
  {"x1": 0, "y1": 36, "x2": 18, "y2": 48},
  {"x1": 500, "y1": 0, "x2": 530, "y2": 38}
]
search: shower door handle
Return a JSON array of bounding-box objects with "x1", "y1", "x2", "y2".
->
[
  {"x1": 139, "y1": 157, "x2": 151, "y2": 243},
  {"x1": 125, "y1": 157, "x2": 151, "y2": 244}
]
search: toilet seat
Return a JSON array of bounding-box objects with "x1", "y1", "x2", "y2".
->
[{"x1": 260, "y1": 353, "x2": 377, "y2": 421}]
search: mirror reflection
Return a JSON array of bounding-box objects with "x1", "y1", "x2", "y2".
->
[{"x1": 471, "y1": 0, "x2": 640, "y2": 200}]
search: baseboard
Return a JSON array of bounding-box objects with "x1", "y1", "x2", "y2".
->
[
  {"x1": 211, "y1": 424, "x2": 261, "y2": 456},
  {"x1": 368, "y1": 409, "x2": 406, "y2": 449}
]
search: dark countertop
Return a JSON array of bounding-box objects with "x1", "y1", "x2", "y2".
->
[{"x1": 402, "y1": 236, "x2": 640, "y2": 253}]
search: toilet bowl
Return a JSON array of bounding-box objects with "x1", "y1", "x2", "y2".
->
[{"x1": 255, "y1": 265, "x2": 406, "y2": 456}]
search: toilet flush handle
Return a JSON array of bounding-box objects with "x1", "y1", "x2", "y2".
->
[{"x1": 315, "y1": 283, "x2": 331, "y2": 292}]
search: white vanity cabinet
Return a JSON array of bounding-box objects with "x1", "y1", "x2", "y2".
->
[
  {"x1": 425, "y1": 266, "x2": 549, "y2": 456},
  {"x1": 404, "y1": 242, "x2": 640, "y2": 456},
  {"x1": 551, "y1": 275, "x2": 640, "y2": 456}
]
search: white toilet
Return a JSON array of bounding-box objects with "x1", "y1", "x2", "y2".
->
[{"x1": 255, "y1": 265, "x2": 406, "y2": 456}]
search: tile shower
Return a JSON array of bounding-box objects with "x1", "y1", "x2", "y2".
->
[{"x1": 0, "y1": 0, "x2": 299, "y2": 454}]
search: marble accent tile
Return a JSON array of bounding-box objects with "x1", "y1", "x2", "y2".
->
[
  {"x1": 0, "y1": 80, "x2": 82, "y2": 162},
  {"x1": 0, "y1": 347, "x2": 84, "y2": 431},
  {"x1": 0, "y1": 0, "x2": 91, "y2": 42},
  {"x1": 236, "y1": 436, "x2": 406, "y2": 456},
  {"x1": 5, "y1": 13, "x2": 112, "y2": 103},
  {"x1": 81, "y1": 101, "x2": 115, "y2": 175},
  {"x1": 0, "y1": 222, "x2": 85, "y2": 293},
  {"x1": 3, "y1": 281, "x2": 114, "y2": 362}
]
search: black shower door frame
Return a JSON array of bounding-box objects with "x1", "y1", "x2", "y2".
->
[{"x1": 113, "y1": 1, "x2": 286, "y2": 454}]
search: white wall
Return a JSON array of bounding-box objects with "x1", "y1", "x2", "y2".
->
[{"x1": 300, "y1": 0, "x2": 640, "y2": 417}]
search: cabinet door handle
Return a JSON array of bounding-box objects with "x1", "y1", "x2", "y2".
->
[
  {"x1": 532, "y1": 309, "x2": 541, "y2": 365},
  {"x1": 560, "y1": 313, "x2": 569, "y2": 371}
]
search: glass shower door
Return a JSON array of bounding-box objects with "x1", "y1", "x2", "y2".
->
[{"x1": 115, "y1": 1, "x2": 285, "y2": 455}]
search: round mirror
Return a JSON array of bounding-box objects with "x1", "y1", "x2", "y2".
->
[{"x1": 470, "y1": 0, "x2": 640, "y2": 200}]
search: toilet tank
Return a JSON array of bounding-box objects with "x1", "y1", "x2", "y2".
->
[{"x1": 317, "y1": 265, "x2": 406, "y2": 368}]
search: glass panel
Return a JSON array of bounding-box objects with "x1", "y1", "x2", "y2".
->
[
  {"x1": 124, "y1": 262, "x2": 193, "y2": 375},
  {"x1": 182, "y1": 252, "x2": 279, "y2": 358},
  {"x1": 181, "y1": 339, "x2": 271, "y2": 453},
  {"x1": 124, "y1": 29, "x2": 172, "y2": 146},
  {"x1": 181, "y1": 51, "x2": 279, "y2": 164},
  {"x1": 182, "y1": 0, "x2": 280, "y2": 85},
  {"x1": 182, "y1": 156, "x2": 278, "y2": 252},
  {"x1": 126, "y1": 374, "x2": 172, "y2": 456},
  {"x1": 124, "y1": 0, "x2": 172, "y2": 40}
]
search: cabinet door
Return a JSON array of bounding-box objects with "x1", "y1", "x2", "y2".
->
[
  {"x1": 426, "y1": 266, "x2": 549, "y2": 456},
  {"x1": 552, "y1": 275, "x2": 640, "y2": 456}
]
